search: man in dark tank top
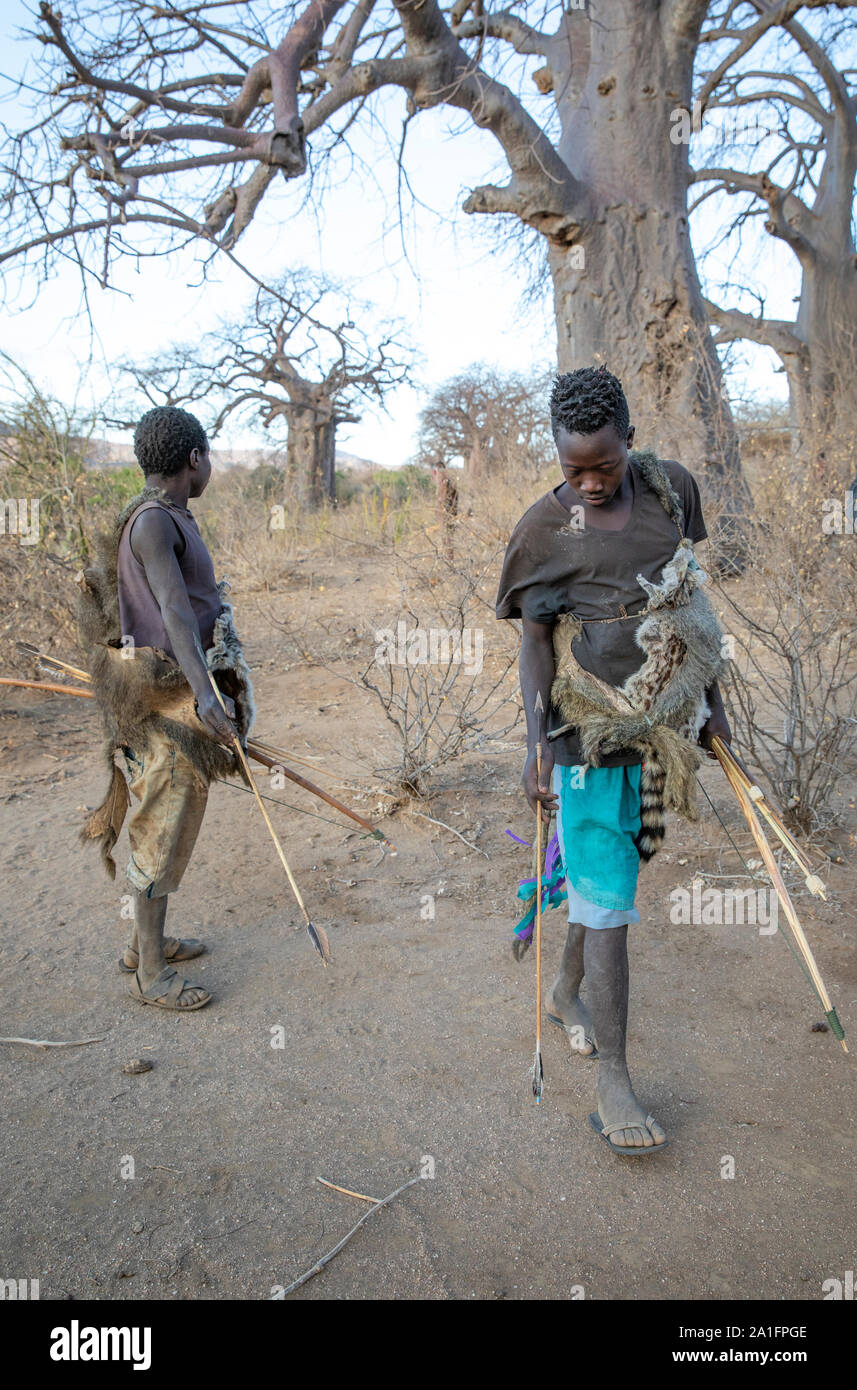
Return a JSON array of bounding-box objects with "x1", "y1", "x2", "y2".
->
[{"x1": 114, "y1": 406, "x2": 238, "y2": 1013}]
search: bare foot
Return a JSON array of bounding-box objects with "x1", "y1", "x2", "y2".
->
[{"x1": 545, "y1": 984, "x2": 597, "y2": 1057}]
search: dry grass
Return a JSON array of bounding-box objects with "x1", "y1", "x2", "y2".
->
[
  {"x1": 713, "y1": 464, "x2": 857, "y2": 837},
  {"x1": 5, "y1": 400, "x2": 857, "y2": 838}
]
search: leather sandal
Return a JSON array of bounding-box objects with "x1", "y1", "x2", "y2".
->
[{"x1": 127, "y1": 966, "x2": 212, "y2": 1012}]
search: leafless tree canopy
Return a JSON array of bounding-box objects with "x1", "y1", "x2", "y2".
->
[
  {"x1": 690, "y1": 3, "x2": 857, "y2": 458},
  {"x1": 1, "y1": 0, "x2": 579, "y2": 282},
  {"x1": 114, "y1": 270, "x2": 414, "y2": 433},
  {"x1": 3, "y1": 1, "x2": 854, "y2": 496},
  {"x1": 112, "y1": 271, "x2": 416, "y2": 503},
  {"x1": 415, "y1": 363, "x2": 554, "y2": 479},
  {"x1": 2, "y1": 0, "x2": 343, "y2": 279}
]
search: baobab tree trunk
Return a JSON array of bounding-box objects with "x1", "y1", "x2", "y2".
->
[
  {"x1": 284, "y1": 386, "x2": 346, "y2": 508},
  {"x1": 320, "y1": 418, "x2": 337, "y2": 505},
  {"x1": 793, "y1": 253, "x2": 857, "y2": 472},
  {"x1": 708, "y1": 236, "x2": 857, "y2": 478},
  {"x1": 286, "y1": 404, "x2": 325, "y2": 509},
  {"x1": 547, "y1": 1, "x2": 743, "y2": 492},
  {"x1": 782, "y1": 345, "x2": 813, "y2": 461},
  {"x1": 466, "y1": 432, "x2": 493, "y2": 481}
]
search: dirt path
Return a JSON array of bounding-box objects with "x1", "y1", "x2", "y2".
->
[{"x1": 1, "y1": 567, "x2": 855, "y2": 1301}]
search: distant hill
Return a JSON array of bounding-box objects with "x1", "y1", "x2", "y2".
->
[
  {"x1": 80, "y1": 437, "x2": 380, "y2": 473},
  {"x1": 335, "y1": 449, "x2": 380, "y2": 473}
]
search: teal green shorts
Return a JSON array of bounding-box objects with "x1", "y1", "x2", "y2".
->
[{"x1": 552, "y1": 763, "x2": 642, "y2": 928}]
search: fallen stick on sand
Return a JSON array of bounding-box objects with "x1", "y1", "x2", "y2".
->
[
  {"x1": 315, "y1": 1177, "x2": 380, "y2": 1204},
  {"x1": 0, "y1": 1035, "x2": 106, "y2": 1049},
  {"x1": 408, "y1": 807, "x2": 489, "y2": 857},
  {"x1": 272, "y1": 1175, "x2": 424, "y2": 1298}
]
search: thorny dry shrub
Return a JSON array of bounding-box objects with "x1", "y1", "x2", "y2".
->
[
  {"x1": 713, "y1": 466, "x2": 857, "y2": 838},
  {"x1": 257, "y1": 499, "x2": 525, "y2": 801},
  {"x1": 0, "y1": 539, "x2": 83, "y2": 672},
  {"x1": 0, "y1": 366, "x2": 139, "y2": 674},
  {"x1": 352, "y1": 516, "x2": 522, "y2": 798}
]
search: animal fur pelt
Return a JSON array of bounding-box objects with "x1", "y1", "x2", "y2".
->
[
  {"x1": 77, "y1": 488, "x2": 256, "y2": 877},
  {"x1": 632, "y1": 448, "x2": 685, "y2": 531},
  {"x1": 551, "y1": 454, "x2": 727, "y2": 861}
]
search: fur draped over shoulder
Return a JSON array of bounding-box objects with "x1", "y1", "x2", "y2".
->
[{"x1": 77, "y1": 488, "x2": 256, "y2": 877}]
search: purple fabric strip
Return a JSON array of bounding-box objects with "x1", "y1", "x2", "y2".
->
[
  {"x1": 545, "y1": 830, "x2": 560, "y2": 876},
  {"x1": 505, "y1": 829, "x2": 531, "y2": 847}
]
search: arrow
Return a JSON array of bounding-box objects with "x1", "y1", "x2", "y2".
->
[
  {"x1": 712, "y1": 737, "x2": 846, "y2": 1052},
  {"x1": 529, "y1": 737, "x2": 546, "y2": 1103},
  {"x1": 193, "y1": 633, "x2": 332, "y2": 966}
]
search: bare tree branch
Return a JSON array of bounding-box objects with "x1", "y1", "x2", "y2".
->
[
  {"x1": 698, "y1": 0, "x2": 857, "y2": 109},
  {"x1": 451, "y1": 6, "x2": 553, "y2": 56},
  {"x1": 704, "y1": 296, "x2": 803, "y2": 354}
]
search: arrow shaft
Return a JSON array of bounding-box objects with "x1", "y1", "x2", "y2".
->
[
  {"x1": 535, "y1": 741, "x2": 543, "y2": 1051},
  {"x1": 201, "y1": 663, "x2": 313, "y2": 927},
  {"x1": 715, "y1": 746, "x2": 846, "y2": 1052},
  {"x1": 712, "y1": 738, "x2": 817, "y2": 884},
  {"x1": 0, "y1": 677, "x2": 94, "y2": 698}
]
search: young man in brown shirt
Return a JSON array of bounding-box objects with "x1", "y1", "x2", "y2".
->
[{"x1": 497, "y1": 367, "x2": 730, "y2": 1154}]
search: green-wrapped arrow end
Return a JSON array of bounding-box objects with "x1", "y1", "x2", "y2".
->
[{"x1": 825, "y1": 1008, "x2": 848, "y2": 1052}]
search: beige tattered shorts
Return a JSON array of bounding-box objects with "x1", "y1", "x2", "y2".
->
[{"x1": 121, "y1": 732, "x2": 209, "y2": 898}]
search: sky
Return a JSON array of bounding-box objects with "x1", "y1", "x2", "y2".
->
[{"x1": 0, "y1": 0, "x2": 797, "y2": 469}]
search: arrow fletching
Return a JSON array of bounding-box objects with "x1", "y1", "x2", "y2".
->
[
  {"x1": 306, "y1": 920, "x2": 332, "y2": 966},
  {"x1": 530, "y1": 1044, "x2": 544, "y2": 1103}
]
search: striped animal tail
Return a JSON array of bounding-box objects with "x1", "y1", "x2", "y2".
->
[{"x1": 635, "y1": 748, "x2": 666, "y2": 861}]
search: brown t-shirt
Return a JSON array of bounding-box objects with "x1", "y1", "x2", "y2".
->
[{"x1": 496, "y1": 458, "x2": 708, "y2": 766}]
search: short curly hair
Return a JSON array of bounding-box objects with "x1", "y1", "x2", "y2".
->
[
  {"x1": 133, "y1": 405, "x2": 208, "y2": 478},
  {"x1": 549, "y1": 366, "x2": 630, "y2": 443}
]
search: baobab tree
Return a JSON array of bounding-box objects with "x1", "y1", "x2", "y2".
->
[
  {"x1": 689, "y1": 3, "x2": 857, "y2": 467},
  {"x1": 415, "y1": 364, "x2": 554, "y2": 479},
  {"x1": 5, "y1": 1, "x2": 848, "y2": 529},
  {"x1": 112, "y1": 274, "x2": 415, "y2": 507}
]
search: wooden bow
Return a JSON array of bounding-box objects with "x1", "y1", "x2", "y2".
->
[{"x1": 3, "y1": 647, "x2": 393, "y2": 847}]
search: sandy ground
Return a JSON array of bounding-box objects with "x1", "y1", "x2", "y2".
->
[{"x1": 1, "y1": 553, "x2": 855, "y2": 1302}]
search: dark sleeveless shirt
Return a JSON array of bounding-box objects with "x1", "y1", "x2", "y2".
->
[{"x1": 116, "y1": 499, "x2": 222, "y2": 660}]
